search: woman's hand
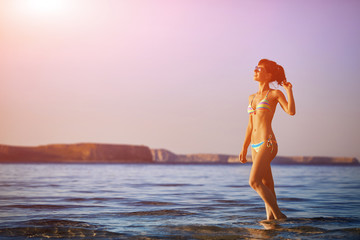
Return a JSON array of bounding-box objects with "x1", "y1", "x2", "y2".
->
[
  {"x1": 239, "y1": 150, "x2": 247, "y2": 163},
  {"x1": 282, "y1": 80, "x2": 293, "y2": 92}
]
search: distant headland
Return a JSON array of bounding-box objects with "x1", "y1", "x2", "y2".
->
[
  {"x1": 0, "y1": 143, "x2": 152, "y2": 163},
  {"x1": 151, "y1": 149, "x2": 359, "y2": 165},
  {"x1": 0, "y1": 143, "x2": 358, "y2": 165}
]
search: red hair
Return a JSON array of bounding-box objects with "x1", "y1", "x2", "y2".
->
[{"x1": 258, "y1": 59, "x2": 286, "y2": 86}]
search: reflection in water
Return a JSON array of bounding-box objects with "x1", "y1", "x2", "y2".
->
[{"x1": 260, "y1": 220, "x2": 280, "y2": 230}]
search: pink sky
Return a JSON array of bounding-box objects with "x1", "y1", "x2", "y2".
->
[{"x1": 1, "y1": 0, "x2": 360, "y2": 159}]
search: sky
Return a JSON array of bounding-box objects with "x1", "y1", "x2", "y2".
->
[{"x1": 1, "y1": 0, "x2": 360, "y2": 159}]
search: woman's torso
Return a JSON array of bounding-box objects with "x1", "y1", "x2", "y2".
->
[{"x1": 248, "y1": 89, "x2": 278, "y2": 143}]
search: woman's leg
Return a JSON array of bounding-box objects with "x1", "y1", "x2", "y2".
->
[
  {"x1": 263, "y1": 165, "x2": 276, "y2": 220},
  {"x1": 263, "y1": 143, "x2": 278, "y2": 220},
  {"x1": 251, "y1": 146, "x2": 274, "y2": 219},
  {"x1": 249, "y1": 144, "x2": 286, "y2": 220}
]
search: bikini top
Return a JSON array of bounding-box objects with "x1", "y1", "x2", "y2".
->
[{"x1": 247, "y1": 90, "x2": 271, "y2": 114}]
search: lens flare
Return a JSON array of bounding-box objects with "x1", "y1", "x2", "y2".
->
[
  {"x1": 27, "y1": 0, "x2": 64, "y2": 12},
  {"x1": 12, "y1": 0, "x2": 71, "y2": 18}
]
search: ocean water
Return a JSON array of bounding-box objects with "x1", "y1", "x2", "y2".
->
[{"x1": 0, "y1": 164, "x2": 359, "y2": 240}]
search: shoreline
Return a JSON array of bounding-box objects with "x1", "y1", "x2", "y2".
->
[
  {"x1": 0, "y1": 162, "x2": 359, "y2": 166},
  {"x1": 0, "y1": 143, "x2": 358, "y2": 165}
]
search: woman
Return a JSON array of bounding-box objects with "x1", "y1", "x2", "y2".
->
[{"x1": 239, "y1": 59, "x2": 295, "y2": 220}]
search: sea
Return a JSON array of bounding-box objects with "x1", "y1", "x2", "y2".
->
[{"x1": 0, "y1": 163, "x2": 359, "y2": 239}]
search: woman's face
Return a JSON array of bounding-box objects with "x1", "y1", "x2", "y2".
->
[{"x1": 253, "y1": 64, "x2": 271, "y2": 83}]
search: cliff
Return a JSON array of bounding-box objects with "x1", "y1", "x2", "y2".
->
[
  {"x1": 273, "y1": 156, "x2": 359, "y2": 165},
  {"x1": 0, "y1": 144, "x2": 357, "y2": 165},
  {"x1": 0, "y1": 143, "x2": 153, "y2": 163},
  {"x1": 151, "y1": 149, "x2": 250, "y2": 164},
  {"x1": 151, "y1": 149, "x2": 359, "y2": 165}
]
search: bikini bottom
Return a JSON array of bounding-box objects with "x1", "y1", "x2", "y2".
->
[{"x1": 251, "y1": 135, "x2": 277, "y2": 153}]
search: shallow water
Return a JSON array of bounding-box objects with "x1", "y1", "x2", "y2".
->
[{"x1": 0, "y1": 164, "x2": 359, "y2": 239}]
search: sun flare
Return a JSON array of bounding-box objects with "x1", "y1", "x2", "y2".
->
[
  {"x1": 14, "y1": 0, "x2": 70, "y2": 17},
  {"x1": 27, "y1": 0, "x2": 64, "y2": 12}
]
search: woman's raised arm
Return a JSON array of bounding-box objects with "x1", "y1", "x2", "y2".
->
[{"x1": 276, "y1": 82, "x2": 295, "y2": 116}]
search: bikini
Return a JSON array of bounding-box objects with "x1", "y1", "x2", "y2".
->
[
  {"x1": 247, "y1": 90, "x2": 277, "y2": 153},
  {"x1": 247, "y1": 90, "x2": 271, "y2": 114}
]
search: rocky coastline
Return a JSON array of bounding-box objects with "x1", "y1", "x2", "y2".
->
[
  {"x1": 0, "y1": 143, "x2": 358, "y2": 165},
  {"x1": 0, "y1": 143, "x2": 153, "y2": 163},
  {"x1": 151, "y1": 149, "x2": 359, "y2": 165}
]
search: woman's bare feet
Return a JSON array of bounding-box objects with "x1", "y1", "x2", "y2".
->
[
  {"x1": 265, "y1": 211, "x2": 287, "y2": 221},
  {"x1": 275, "y1": 212, "x2": 287, "y2": 220},
  {"x1": 267, "y1": 212, "x2": 275, "y2": 220}
]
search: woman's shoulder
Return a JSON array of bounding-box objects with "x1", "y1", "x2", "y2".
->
[
  {"x1": 270, "y1": 89, "x2": 285, "y2": 98},
  {"x1": 248, "y1": 93, "x2": 256, "y2": 101},
  {"x1": 270, "y1": 89, "x2": 282, "y2": 94}
]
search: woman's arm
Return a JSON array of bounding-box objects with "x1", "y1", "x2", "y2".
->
[
  {"x1": 239, "y1": 96, "x2": 254, "y2": 163},
  {"x1": 239, "y1": 115, "x2": 253, "y2": 163},
  {"x1": 276, "y1": 82, "x2": 296, "y2": 115}
]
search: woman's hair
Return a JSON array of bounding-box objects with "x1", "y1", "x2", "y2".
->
[{"x1": 258, "y1": 59, "x2": 286, "y2": 85}]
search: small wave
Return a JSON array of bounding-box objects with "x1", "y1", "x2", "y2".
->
[
  {"x1": 276, "y1": 184, "x2": 307, "y2": 188},
  {"x1": 156, "y1": 183, "x2": 203, "y2": 187},
  {"x1": 72, "y1": 190, "x2": 95, "y2": 194},
  {"x1": 193, "y1": 206, "x2": 218, "y2": 211},
  {"x1": 259, "y1": 216, "x2": 360, "y2": 236},
  {"x1": 214, "y1": 199, "x2": 258, "y2": 206},
  {"x1": 215, "y1": 199, "x2": 241, "y2": 204},
  {"x1": 278, "y1": 197, "x2": 307, "y2": 202},
  {"x1": 130, "y1": 201, "x2": 176, "y2": 206},
  {"x1": 1, "y1": 218, "x2": 359, "y2": 239},
  {"x1": 282, "y1": 217, "x2": 360, "y2": 224},
  {"x1": 162, "y1": 225, "x2": 276, "y2": 239},
  {"x1": 127, "y1": 183, "x2": 202, "y2": 188},
  {"x1": 244, "y1": 207, "x2": 267, "y2": 213},
  {"x1": 1, "y1": 204, "x2": 98, "y2": 210},
  {"x1": 224, "y1": 184, "x2": 249, "y2": 188},
  {"x1": 66, "y1": 197, "x2": 126, "y2": 202},
  {"x1": 0, "y1": 219, "x2": 128, "y2": 240},
  {"x1": 66, "y1": 197, "x2": 93, "y2": 202},
  {"x1": 0, "y1": 183, "x2": 17, "y2": 187},
  {"x1": 284, "y1": 225, "x2": 327, "y2": 234},
  {"x1": 0, "y1": 182, "x2": 61, "y2": 188},
  {"x1": 160, "y1": 223, "x2": 360, "y2": 240},
  {"x1": 20, "y1": 219, "x2": 96, "y2": 228},
  {"x1": 120, "y1": 209, "x2": 195, "y2": 216}
]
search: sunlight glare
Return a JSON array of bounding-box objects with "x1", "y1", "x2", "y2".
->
[{"x1": 17, "y1": 0, "x2": 70, "y2": 17}]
